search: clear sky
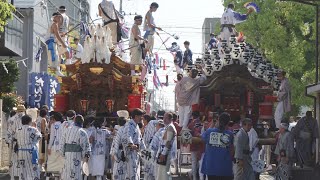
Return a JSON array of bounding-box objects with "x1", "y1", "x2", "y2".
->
[{"x1": 90, "y1": 0, "x2": 225, "y2": 110}]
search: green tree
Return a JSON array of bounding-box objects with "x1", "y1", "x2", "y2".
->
[
  {"x1": 0, "y1": 0, "x2": 15, "y2": 32},
  {"x1": 222, "y1": 0, "x2": 317, "y2": 113},
  {"x1": 0, "y1": 60, "x2": 21, "y2": 113}
]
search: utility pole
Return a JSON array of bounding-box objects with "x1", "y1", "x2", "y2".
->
[{"x1": 119, "y1": 0, "x2": 123, "y2": 14}]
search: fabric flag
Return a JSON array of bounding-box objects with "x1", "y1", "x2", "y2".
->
[
  {"x1": 244, "y1": 2, "x2": 260, "y2": 13},
  {"x1": 163, "y1": 59, "x2": 166, "y2": 70},
  {"x1": 29, "y1": 73, "x2": 47, "y2": 109},
  {"x1": 153, "y1": 75, "x2": 159, "y2": 89},
  {"x1": 29, "y1": 73, "x2": 60, "y2": 110},
  {"x1": 35, "y1": 47, "x2": 43, "y2": 62},
  {"x1": 80, "y1": 22, "x2": 91, "y2": 38},
  {"x1": 155, "y1": 53, "x2": 159, "y2": 65},
  {"x1": 153, "y1": 69, "x2": 162, "y2": 88},
  {"x1": 47, "y1": 75, "x2": 61, "y2": 111}
]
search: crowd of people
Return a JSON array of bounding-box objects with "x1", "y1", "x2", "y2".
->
[{"x1": 5, "y1": 101, "x2": 319, "y2": 180}]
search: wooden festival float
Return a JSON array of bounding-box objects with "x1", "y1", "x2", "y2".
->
[
  {"x1": 188, "y1": 35, "x2": 280, "y2": 144},
  {"x1": 53, "y1": 54, "x2": 147, "y2": 122}
]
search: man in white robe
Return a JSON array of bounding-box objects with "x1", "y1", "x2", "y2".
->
[
  {"x1": 47, "y1": 112, "x2": 64, "y2": 174},
  {"x1": 293, "y1": 111, "x2": 319, "y2": 167},
  {"x1": 58, "y1": 6, "x2": 70, "y2": 61},
  {"x1": 142, "y1": 115, "x2": 158, "y2": 166},
  {"x1": 129, "y1": 15, "x2": 148, "y2": 76},
  {"x1": 144, "y1": 120, "x2": 165, "y2": 180},
  {"x1": 234, "y1": 118, "x2": 255, "y2": 180},
  {"x1": 156, "y1": 112, "x2": 177, "y2": 180},
  {"x1": 6, "y1": 105, "x2": 26, "y2": 179},
  {"x1": 123, "y1": 108, "x2": 146, "y2": 180},
  {"x1": 248, "y1": 127, "x2": 260, "y2": 179},
  {"x1": 220, "y1": 3, "x2": 253, "y2": 41},
  {"x1": 60, "y1": 115, "x2": 91, "y2": 180},
  {"x1": 274, "y1": 71, "x2": 291, "y2": 129},
  {"x1": 143, "y1": 2, "x2": 162, "y2": 54},
  {"x1": 15, "y1": 115, "x2": 42, "y2": 180},
  {"x1": 99, "y1": 0, "x2": 118, "y2": 44},
  {"x1": 275, "y1": 123, "x2": 294, "y2": 180},
  {"x1": 89, "y1": 119, "x2": 112, "y2": 179},
  {"x1": 175, "y1": 66, "x2": 206, "y2": 129},
  {"x1": 110, "y1": 115, "x2": 128, "y2": 180},
  {"x1": 61, "y1": 110, "x2": 76, "y2": 136}
]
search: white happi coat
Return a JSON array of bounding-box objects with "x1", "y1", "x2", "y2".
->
[
  {"x1": 6, "y1": 112, "x2": 24, "y2": 177},
  {"x1": 35, "y1": 116, "x2": 44, "y2": 133},
  {"x1": 156, "y1": 123, "x2": 177, "y2": 180},
  {"x1": 143, "y1": 120, "x2": 159, "y2": 148},
  {"x1": 275, "y1": 78, "x2": 291, "y2": 128},
  {"x1": 110, "y1": 126, "x2": 127, "y2": 180},
  {"x1": 220, "y1": 8, "x2": 248, "y2": 41},
  {"x1": 275, "y1": 131, "x2": 294, "y2": 180},
  {"x1": 157, "y1": 123, "x2": 178, "y2": 162},
  {"x1": 15, "y1": 125, "x2": 41, "y2": 180},
  {"x1": 89, "y1": 128, "x2": 111, "y2": 176},
  {"x1": 60, "y1": 125, "x2": 91, "y2": 180},
  {"x1": 61, "y1": 120, "x2": 74, "y2": 136},
  {"x1": 248, "y1": 128, "x2": 259, "y2": 161},
  {"x1": 47, "y1": 121, "x2": 64, "y2": 172},
  {"x1": 124, "y1": 119, "x2": 146, "y2": 180},
  {"x1": 146, "y1": 127, "x2": 165, "y2": 180}
]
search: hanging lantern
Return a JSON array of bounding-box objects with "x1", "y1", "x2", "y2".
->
[
  {"x1": 238, "y1": 42, "x2": 246, "y2": 52},
  {"x1": 273, "y1": 80, "x2": 281, "y2": 91},
  {"x1": 257, "y1": 63, "x2": 267, "y2": 76},
  {"x1": 128, "y1": 94, "x2": 142, "y2": 112},
  {"x1": 105, "y1": 99, "x2": 115, "y2": 112},
  {"x1": 184, "y1": 64, "x2": 196, "y2": 75},
  {"x1": 253, "y1": 53, "x2": 263, "y2": 63},
  {"x1": 54, "y1": 94, "x2": 69, "y2": 112},
  {"x1": 239, "y1": 49, "x2": 251, "y2": 65},
  {"x1": 223, "y1": 50, "x2": 233, "y2": 66},
  {"x1": 80, "y1": 99, "x2": 89, "y2": 114},
  {"x1": 211, "y1": 46, "x2": 219, "y2": 57},
  {"x1": 213, "y1": 56, "x2": 224, "y2": 71},
  {"x1": 196, "y1": 64, "x2": 204, "y2": 78},
  {"x1": 266, "y1": 62, "x2": 273, "y2": 71},
  {"x1": 220, "y1": 40, "x2": 228, "y2": 51},
  {"x1": 204, "y1": 62, "x2": 214, "y2": 76},
  {"x1": 203, "y1": 52, "x2": 211, "y2": 64},
  {"x1": 231, "y1": 44, "x2": 241, "y2": 60},
  {"x1": 195, "y1": 58, "x2": 203, "y2": 65},
  {"x1": 228, "y1": 35, "x2": 237, "y2": 49},
  {"x1": 247, "y1": 45, "x2": 255, "y2": 59},
  {"x1": 263, "y1": 69, "x2": 274, "y2": 83}
]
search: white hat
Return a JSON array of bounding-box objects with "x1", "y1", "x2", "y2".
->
[
  {"x1": 26, "y1": 108, "x2": 38, "y2": 122},
  {"x1": 117, "y1": 110, "x2": 129, "y2": 119},
  {"x1": 280, "y1": 123, "x2": 289, "y2": 130},
  {"x1": 16, "y1": 105, "x2": 26, "y2": 112}
]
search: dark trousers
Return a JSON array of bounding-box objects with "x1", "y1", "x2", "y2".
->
[{"x1": 207, "y1": 175, "x2": 233, "y2": 180}]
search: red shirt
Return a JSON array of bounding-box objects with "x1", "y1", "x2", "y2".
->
[{"x1": 188, "y1": 118, "x2": 205, "y2": 153}]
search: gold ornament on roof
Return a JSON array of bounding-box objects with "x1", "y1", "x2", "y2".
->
[{"x1": 90, "y1": 67, "x2": 104, "y2": 75}]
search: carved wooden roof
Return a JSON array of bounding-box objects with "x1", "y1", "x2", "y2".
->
[{"x1": 201, "y1": 64, "x2": 273, "y2": 95}]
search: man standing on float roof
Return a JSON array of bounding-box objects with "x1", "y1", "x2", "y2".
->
[
  {"x1": 143, "y1": 2, "x2": 162, "y2": 55},
  {"x1": 58, "y1": 6, "x2": 71, "y2": 62},
  {"x1": 220, "y1": 3, "x2": 253, "y2": 41},
  {"x1": 98, "y1": 0, "x2": 119, "y2": 45}
]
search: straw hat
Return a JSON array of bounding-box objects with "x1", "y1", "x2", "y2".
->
[
  {"x1": 117, "y1": 110, "x2": 129, "y2": 119},
  {"x1": 16, "y1": 105, "x2": 26, "y2": 112}
]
